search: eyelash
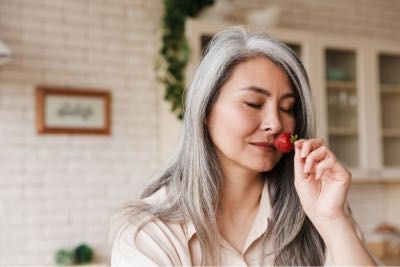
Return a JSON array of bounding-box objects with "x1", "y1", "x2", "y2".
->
[
  {"x1": 245, "y1": 102, "x2": 263, "y2": 109},
  {"x1": 245, "y1": 102, "x2": 293, "y2": 113},
  {"x1": 281, "y1": 108, "x2": 294, "y2": 114}
]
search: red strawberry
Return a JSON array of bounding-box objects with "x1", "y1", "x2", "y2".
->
[{"x1": 273, "y1": 133, "x2": 298, "y2": 153}]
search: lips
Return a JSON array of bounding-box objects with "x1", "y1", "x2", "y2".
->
[{"x1": 250, "y1": 142, "x2": 276, "y2": 151}]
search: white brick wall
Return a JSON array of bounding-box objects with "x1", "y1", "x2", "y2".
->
[
  {"x1": 0, "y1": 0, "x2": 162, "y2": 265},
  {"x1": 0, "y1": 0, "x2": 399, "y2": 265},
  {"x1": 348, "y1": 183, "x2": 387, "y2": 231}
]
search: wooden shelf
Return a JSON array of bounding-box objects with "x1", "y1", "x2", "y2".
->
[
  {"x1": 350, "y1": 168, "x2": 382, "y2": 182},
  {"x1": 329, "y1": 127, "x2": 358, "y2": 136},
  {"x1": 382, "y1": 128, "x2": 400, "y2": 138},
  {"x1": 349, "y1": 167, "x2": 400, "y2": 182},
  {"x1": 381, "y1": 168, "x2": 400, "y2": 180},
  {"x1": 381, "y1": 84, "x2": 400, "y2": 94},
  {"x1": 326, "y1": 80, "x2": 357, "y2": 91}
]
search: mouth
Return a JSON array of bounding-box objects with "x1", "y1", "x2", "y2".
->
[{"x1": 250, "y1": 142, "x2": 276, "y2": 152}]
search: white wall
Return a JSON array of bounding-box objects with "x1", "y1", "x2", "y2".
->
[{"x1": 0, "y1": 0, "x2": 162, "y2": 264}]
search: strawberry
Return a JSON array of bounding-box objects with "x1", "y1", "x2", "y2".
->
[{"x1": 273, "y1": 133, "x2": 298, "y2": 153}]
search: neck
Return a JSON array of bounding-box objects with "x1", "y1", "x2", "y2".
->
[{"x1": 218, "y1": 169, "x2": 264, "y2": 218}]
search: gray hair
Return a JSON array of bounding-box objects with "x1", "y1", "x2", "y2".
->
[{"x1": 112, "y1": 27, "x2": 324, "y2": 266}]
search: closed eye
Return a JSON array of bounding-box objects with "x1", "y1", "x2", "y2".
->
[
  {"x1": 245, "y1": 102, "x2": 263, "y2": 109},
  {"x1": 280, "y1": 107, "x2": 294, "y2": 114},
  {"x1": 246, "y1": 102, "x2": 294, "y2": 113}
]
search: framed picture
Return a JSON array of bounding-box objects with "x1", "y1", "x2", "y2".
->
[{"x1": 36, "y1": 86, "x2": 111, "y2": 135}]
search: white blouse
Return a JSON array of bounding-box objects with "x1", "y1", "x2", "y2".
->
[{"x1": 111, "y1": 181, "x2": 373, "y2": 266}]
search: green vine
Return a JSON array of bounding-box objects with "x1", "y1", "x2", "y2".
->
[{"x1": 157, "y1": 0, "x2": 215, "y2": 119}]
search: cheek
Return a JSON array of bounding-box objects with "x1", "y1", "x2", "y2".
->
[
  {"x1": 283, "y1": 116, "x2": 296, "y2": 133},
  {"x1": 289, "y1": 121, "x2": 296, "y2": 133},
  {"x1": 208, "y1": 106, "x2": 256, "y2": 149}
]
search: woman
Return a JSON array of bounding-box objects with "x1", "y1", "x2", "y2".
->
[{"x1": 111, "y1": 27, "x2": 377, "y2": 266}]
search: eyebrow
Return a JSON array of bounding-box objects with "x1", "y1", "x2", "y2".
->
[{"x1": 240, "y1": 86, "x2": 295, "y2": 100}]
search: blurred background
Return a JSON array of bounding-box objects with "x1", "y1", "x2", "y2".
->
[{"x1": 0, "y1": 0, "x2": 399, "y2": 265}]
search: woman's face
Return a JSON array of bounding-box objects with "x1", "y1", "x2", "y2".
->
[{"x1": 207, "y1": 56, "x2": 296, "y2": 176}]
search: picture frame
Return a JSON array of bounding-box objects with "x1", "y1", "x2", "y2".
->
[{"x1": 36, "y1": 86, "x2": 111, "y2": 135}]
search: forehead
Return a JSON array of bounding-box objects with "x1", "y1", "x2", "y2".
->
[{"x1": 222, "y1": 56, "x2": 293, "y2": 95}]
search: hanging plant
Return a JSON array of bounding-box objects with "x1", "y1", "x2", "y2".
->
[{"x1": 157, "y1": 0, "x2": 215, "y2": 119}]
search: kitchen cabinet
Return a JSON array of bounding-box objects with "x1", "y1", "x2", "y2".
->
[{"x1": 313, "y1": 36, "x2": 400, "y2": 182}]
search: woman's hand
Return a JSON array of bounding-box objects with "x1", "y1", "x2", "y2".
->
[
  {"x1": 293, "y1": 138, "x2": 351, "y2": 224},
  {"x1": 293, "y1": 139, "x2": 377, "y2": 266}
]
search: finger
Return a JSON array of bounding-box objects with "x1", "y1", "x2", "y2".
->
[
  {"x1": 300, "y1": 138, "x2": 326, "y2": 159},
  {"x1": 315, "y1": 157, "x2": 335, "y2": 180},
  {"x1": 303, "y1": 145, "x2": 329, "y2": 174},
  {"x1": 294, "y1": 139, "x2": 305, "y2": 148},
  {"x1": 294, "y1": 139, "x2": 307, "y2": 184}
]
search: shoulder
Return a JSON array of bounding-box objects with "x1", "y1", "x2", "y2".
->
[
  {"x1": 111, "y1": 188, "x2": 192, "y2": 266},
  {"x1": 111, "y1": 223, "x2": 163, "y2": 266}
]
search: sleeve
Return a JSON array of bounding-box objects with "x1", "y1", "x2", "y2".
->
[{"x1": 111, "y1": 225, "x2": 174, "y2": 267}]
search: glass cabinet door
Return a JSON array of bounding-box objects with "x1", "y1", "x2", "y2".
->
[
  {"x1": 379, "y1": 54, "x2": 400, "y2": 166},
  {"x1": 325, "y1": 49, "x2": 359, "y2": 167}
]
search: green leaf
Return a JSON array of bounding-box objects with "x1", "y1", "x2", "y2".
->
[
  {"x1": 157, "y1": 0, "x2": 215, "y2": 120},
  {"x1": 54, "y1": 249, "x2": 74, "y2": 266},
  {"x1": 73, "y1": 243, "x2": 93, "y2": 264}
]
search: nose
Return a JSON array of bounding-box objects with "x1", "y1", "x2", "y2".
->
[{"x1": 260, "y1": 107, "x2": 282, "y2": 134}]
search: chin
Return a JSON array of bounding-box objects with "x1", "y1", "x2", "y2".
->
[
  {"x1": 251, "y1": 162, "x2": 276, "y2": 173},
  {"x1": 260, "y1": 166, "x2": 274, "y2": 172},
  {"x1": 259, "y1": 158, "x2": 281, "y2": 172}
]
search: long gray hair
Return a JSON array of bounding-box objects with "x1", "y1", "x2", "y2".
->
[{"x1": 112, "y1": 27, "x2": 325, "y2": 266}]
